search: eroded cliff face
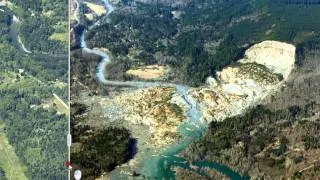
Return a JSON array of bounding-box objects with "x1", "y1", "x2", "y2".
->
[
  {"x1": 190, "y1": 41, "x2": 296, "y2": 122},
  {"x1": 239, "y1": 41, "x2": 296, "y2": 79}
]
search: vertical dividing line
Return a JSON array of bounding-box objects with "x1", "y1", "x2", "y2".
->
[{"x1": 68, "y1": 0, "x2": 71, "y2": 179}]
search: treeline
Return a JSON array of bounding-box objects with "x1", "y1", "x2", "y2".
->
[
  {"x1": 0, "y1": 87, "x2": 68, "y2": 179},
  {"x1": 0, "y1": 43, "x2": 67, "y2": 83},
  {"x1": 85, "y1": 2, "x2": 177, "y2": 57},
  {"x1": 0, "y1": 168, "x2": 7, "y2": 180},
  {"x1": 0, "y1": 7, "x2": 68, "y2": 83},
  {"x1": 0, "y1": 9, "x2": 11, "y2": 43},
  {"x1": 85, "y1": 0, "x2": 247, "y2": 86},
  {"x1": 183, "y1": 45, "x2": 320, "y2": 178},
  {"x1": 71, "y1": 103, "x2": 135, "y2": 179},
  {"x1": 9, "y1": 0, "x2": 68, "y2": 54},
  {"x1": 70, "y1": 49, "x2": 103, "y2": 94},
  {"x1": 20, "y1": 17, "x2": 65, "y2": 53},
  {"x1": 0, "y1": 5, "x2": 68, "y2": 179},
  {"x1": 185, "y1": 103, "x2": 315, "y2": 159},
  {"x1": 83, "y1": 0, "x2": 320, "y2": 86},
  {"x1": 184, "y1": 102, "x2": 319, "y2": 176},
  {"x1": 72, "y1": 127, "x2": 134, "y2": 179}
]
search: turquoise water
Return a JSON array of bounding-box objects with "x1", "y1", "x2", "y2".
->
[
  {"x1": 81, "y1": 1, "x2": 251, "y2": 179},
  {"x1": 143, "y1": 119, "x2": 250, "y2": 179},
  {"x1": 156, "y1": 155, "x2": 250, "y2": 180}
]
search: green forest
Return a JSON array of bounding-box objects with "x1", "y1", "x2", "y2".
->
[
  {"x1": 0, "y1": 168, "x2": 7, "y2": 180},
  {"x1": 8, "y1": 0, "x2": 68, "y2": 54},
  {"x1": 70, "y1": 103, "x2": 134, "y2": 179},
  {"x1": 183, "y1": 41, "x2": 320, "y2": 178},
  {"x1": 84, "y1": 0, "x2": 320, "y2": 86},
  {"x1": 0, "y1": 1, "x2": 68, "y2": 179}
]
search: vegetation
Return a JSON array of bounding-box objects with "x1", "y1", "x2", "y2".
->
[
  {"x1": 184, "y1": 102, "x2": 319, "y2": 177},
  {"x1": 0, "y1": 8, "x2": 10, "y2": 43},
  {"x1": 72, "y1": 128, "x2": 133, "y2": 179},
  {"x1": 0, "y1": 2, "x2": 67, "y2": 179},
  {"x1": 0, "y1": 124, "x2": 28, "y2": 180},
  {"x1": 71, "y1": 0, "x2": 320, "y2": 179},
  {"x1": 303, "y1": 128, "x2": 320, "y2": 150},
  {"x1": 70, "y1": 49, "x2": 103, "y2": 93},
  {"x1": 0, "y1": 168, "x2": 7, "y2": 180},
  {"x1": 83, "y1": 0, "x2": 320, "y2": 86},
  {"x1": 9, "y1": 0, "x2": 68, "y2": 53},
  {"x1": 184, "y1": 46, "x2": 320, "y2": 178},
  {"x1": 71, "y1": 103, "x2": 135, "y2": 179}
]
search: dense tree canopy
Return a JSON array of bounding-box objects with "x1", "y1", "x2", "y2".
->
[
  {"x1": 0, "y1": 1, "x2": 68, "y2": 179},
  {"x1": 84, "y1": 0, "x2": 320, "y2": 86}
]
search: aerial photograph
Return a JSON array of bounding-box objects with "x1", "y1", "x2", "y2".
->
[
  {"x1": 70, "y1": 0, "x2": 320, "y2": 179},
  {"x1": 0, "y1": 0, "x2": 68, "y2": 179}
]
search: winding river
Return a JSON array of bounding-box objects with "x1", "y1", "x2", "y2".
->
[
  {"x1": 8, "y1": 13, "x2": 32, "y2": 54},
  {"x1": 77, "y1": 0, "x2": 249, "y2": 179}
]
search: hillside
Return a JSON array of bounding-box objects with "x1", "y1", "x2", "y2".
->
[
  {"x1": 183, "y1": 45, "x2": 320, "y2": 179},
  {"x1": 83, "y1": 0, "x2": 320, "y2": 86}
]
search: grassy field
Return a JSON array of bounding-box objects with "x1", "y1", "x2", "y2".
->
[
  {"x1": 84, "y1": 2, "x2": 106, "y2": 16},
  {"x1": 49, "y1": 21, "x2": 68, "y2": 44},
  {"x1": 0, "y1": 123, "x2": 28, "y2": 180},
  {"x1": 0, "y1": 72, "x2": 41, "y2": 90},
  {"x1": 49, "y1": 32, "x2": 68, "y2": 43}
]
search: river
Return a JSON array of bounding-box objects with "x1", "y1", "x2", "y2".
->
[
  {"x1": 8, "y1": 14, "x2": 32, "y2": 53},
  {"x1": 77, "y1": 0, "x2": 249, "y2": 179}
]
